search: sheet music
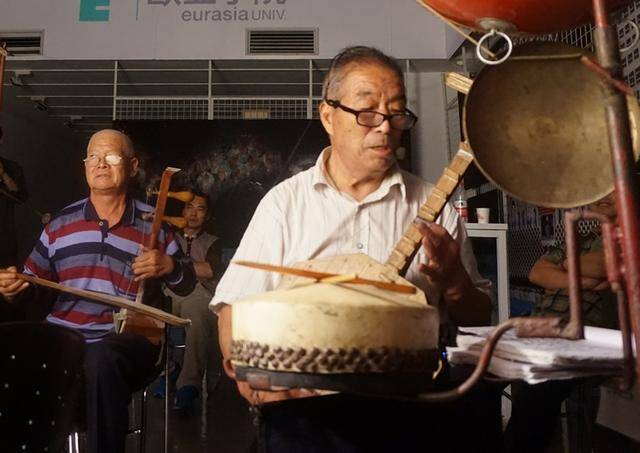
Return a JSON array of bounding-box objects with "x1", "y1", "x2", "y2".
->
[
  {"x1": 449, "y1": 326, "x2": 625, "y2": 383},
  {"x1": 448, "y1": 347, "x2": 622, "y2": 384},
  {"x1": 455, "y1": 326, "x2": 624, "y2": 366}
]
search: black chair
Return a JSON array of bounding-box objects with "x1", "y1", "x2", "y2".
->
[{"x1": 0, "y1": 321, "x2": 85, "y2": 453}]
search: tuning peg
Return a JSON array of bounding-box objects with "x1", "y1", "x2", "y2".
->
[
  {"x1": 163, "y1": 216, "x2": 187, "y2": 229},
  {"x1": 148, "y1": 190, "x2": 195, "y2": 203},
  {"x1": 140, "y1": 213, "x2": 187, "y2": 229}
]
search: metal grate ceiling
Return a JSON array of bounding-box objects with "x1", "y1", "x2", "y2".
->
[{"x1": 2, "y1": 57, "x2": 457, "y2": 134}]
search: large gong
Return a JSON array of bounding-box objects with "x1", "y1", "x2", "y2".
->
[{"x1": 463, "y1": 41, "x2": 640, "y2": 208}]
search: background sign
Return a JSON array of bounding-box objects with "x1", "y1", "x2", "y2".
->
[{"x1": 1, "y1": 0, "x2": 462, "y2": 59}]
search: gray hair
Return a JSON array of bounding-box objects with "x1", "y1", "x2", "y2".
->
[{"x1": 321, "y1": 46, "x2": 405, "y2": 100}]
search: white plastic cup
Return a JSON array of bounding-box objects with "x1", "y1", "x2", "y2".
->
[{"x1": 476, "y1": 207, "x2": 490, "y2": 224}]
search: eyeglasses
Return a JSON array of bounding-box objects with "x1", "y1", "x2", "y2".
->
[
  {"x1": 83, "y1": 154, "x2": 125, "y2": 167},
  {"x1": 325, "y1": 99, "x2": 418, "y2": 131}
]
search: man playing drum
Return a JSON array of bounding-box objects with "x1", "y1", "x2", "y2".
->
[
  {"x1": 212, "y1": 46, "x2": 498, "y2": 451},
  {"x1": 0, "y1": 129, "x2": 196, "y2": 453}
]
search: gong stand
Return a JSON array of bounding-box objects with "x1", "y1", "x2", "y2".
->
[
  {"x1": 453, "y1": 0, "x2": 640, "y2": 395},
  {"x1": 404, "y1": 1, "x2": 640, "y2": 402},
  {"x1": 0, "y1": 43, "x2": 6, "y2": 110},
  {"x1": 589, "y1": 0, "x2": 640, "y2": 387}
]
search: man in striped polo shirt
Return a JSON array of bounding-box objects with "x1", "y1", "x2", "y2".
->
[{"x1": 0, "y1": 129, "x2": 196, "y2": 453}]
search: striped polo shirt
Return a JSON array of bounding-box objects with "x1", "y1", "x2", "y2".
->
[{"x1": 24, "y1": 197, "x2": 194, "y2": 341}]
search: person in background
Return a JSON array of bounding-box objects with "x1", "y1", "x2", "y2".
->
[
  {"x1": 0, "y1": 129, "x2": 196, "y2": 453},
  {"x1": 162, "y1": 192, "x2": 222, "y2": 414},
  {"x1": 530, "y1": 191, "x2": 618, "y2": 328},
  {"x1": 505, "y1": 192, "x2": 619, "y2": 453},
  {"x1": 0, "y1": 125, "x2": 29, "y2": 322},
  {"x1": 0, "y1": 125, "x2": 28, "y2": 269}
]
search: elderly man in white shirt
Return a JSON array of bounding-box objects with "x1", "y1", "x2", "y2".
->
[{"x1": 211, "y1": 46, "x2": 498, "y2": 451}]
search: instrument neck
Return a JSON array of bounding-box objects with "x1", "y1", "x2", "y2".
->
[{"x1": 385, "y1": 144, "x2": 474, "y2": 276}]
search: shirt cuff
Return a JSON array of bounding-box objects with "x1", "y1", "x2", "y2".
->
[{"x1": 164, "y1": 258, "x2": 184, "y2": 286}]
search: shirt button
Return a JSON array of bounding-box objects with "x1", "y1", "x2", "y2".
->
[
  {"x1": 98, "y1": 221, "x2": 104, "y2": 226},
  {"x1": 356, "y1": 242, "x2": 364, "y2": 249}
]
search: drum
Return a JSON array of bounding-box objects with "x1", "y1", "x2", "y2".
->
[{"x1": 231, "y1": 254, "x2": 440, "y2": 394}]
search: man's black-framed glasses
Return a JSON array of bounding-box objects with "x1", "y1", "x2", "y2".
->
[{"x1": 325, "y1": 99, "x2": 418, "y2": 131}]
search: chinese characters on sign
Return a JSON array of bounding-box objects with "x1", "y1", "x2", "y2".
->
[{"x1": 147, "y1": 0, "x2": 286, "y2": 5}]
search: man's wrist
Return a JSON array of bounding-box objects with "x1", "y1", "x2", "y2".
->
[
  {"x1": 442, "y1": 269, "x2": 473, "y2": 302},
  {"x1": 164, "y1": 254, "x2": 175, "y2": 275},
  {"x1": 164, "y1": 256, "x2": 183, "y2": 284}
]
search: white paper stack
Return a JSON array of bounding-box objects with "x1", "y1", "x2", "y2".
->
[{"x1": 447, "y1": 326, "x2": 625, "y2": 384}]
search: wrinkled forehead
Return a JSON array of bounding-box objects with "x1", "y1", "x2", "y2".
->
[
  {"x1": 86, "y1": 131, "x2": 128, "y2": 156},
  {"x1": 340, "y1": 63, "x2": 405, "y2": 103}
]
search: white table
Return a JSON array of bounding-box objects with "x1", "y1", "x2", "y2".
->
[{"x1": 465, "y1": 223, "x2": 510, "y2": 323}]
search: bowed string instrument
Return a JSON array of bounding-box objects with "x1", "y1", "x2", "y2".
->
[
  {"x1": 16, "y1": 167, "x2": 194, "y2": 340},
  {"x1": 115, "y1": 166, "x2": 196, "y2": 345}
]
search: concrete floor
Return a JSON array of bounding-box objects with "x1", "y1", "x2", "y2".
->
[{"x1": 130, "y1": 374, "x2": 256, "y2": 453}]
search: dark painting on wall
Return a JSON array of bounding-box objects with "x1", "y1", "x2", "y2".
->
[{"x1": 116, "y1": 120, "x2": 329, "y2": 248}]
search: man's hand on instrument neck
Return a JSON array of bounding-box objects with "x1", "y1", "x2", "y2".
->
[
  {"x1": 132, "y1": 246, "x2": 174, "y2": 281},
  {"x1": 416, "y1": 222, "x2": 491, "y2": 326},
  {"x1": 0, "y1": 266, "x2": 29, "y2": 301}
]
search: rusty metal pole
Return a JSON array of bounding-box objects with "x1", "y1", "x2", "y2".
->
[
  {"x1": 592, "y1": 0, "x2": 640, "y2": 377},
  {"x1": 563, "y1": 211, "x2": 585, "y2": 339},
  {"x1": 0, "y1": 43, "x2": 7, "y2": 111}
]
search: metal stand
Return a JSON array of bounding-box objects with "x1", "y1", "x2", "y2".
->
[
  {"x1": 592, "y1": 0, "x2": 640, "y2": 386},
  {"x1": 165, "y1": 325, "x2": 170, "y2": 453}
]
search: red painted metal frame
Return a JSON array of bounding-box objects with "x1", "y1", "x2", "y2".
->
[
  {"x1": 591, "y1": 0, "x2": 640, "y2": 383},
  {"x1": 411, "y1": 0, "x2": 640, "y2": 401}
]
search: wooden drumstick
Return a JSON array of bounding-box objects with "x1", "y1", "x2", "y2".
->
[{"x1": 234, "y1": 260, "x2": 416, "y2": 294}]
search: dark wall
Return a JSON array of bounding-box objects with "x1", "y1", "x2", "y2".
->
[
  {"x1": 1, "y1": 90, "x2": 87, "y2": 263},
  {"x1": 118, "y1": 120, "x2": 329, "y2": 249}
]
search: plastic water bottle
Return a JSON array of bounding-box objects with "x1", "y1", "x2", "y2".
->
[{"x1": 453, "y1": 180, "x2": 468, "y2": 223}]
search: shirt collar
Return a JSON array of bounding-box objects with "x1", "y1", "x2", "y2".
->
[
  {"x1": 179, "y1": 229, "x2": 203, "y2": 240},
  {"x1": 311, "y1": 146, "x2": 407, "y2": 200},
  {"x1": 83, "y1": 197, "x2": 136, "y2": 226}
]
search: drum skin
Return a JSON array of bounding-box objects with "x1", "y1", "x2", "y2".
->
[{"x1": 420, "y1": 0, "x2": 631, "y2": 33}]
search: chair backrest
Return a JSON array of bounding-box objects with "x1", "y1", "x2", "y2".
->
[{"x1": 0, "y1": 322, "x2": 85, "y2": 453}]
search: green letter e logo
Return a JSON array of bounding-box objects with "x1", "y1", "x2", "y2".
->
[{"x1": 79, "y1": 0, "x2": 111, "y2": 22}]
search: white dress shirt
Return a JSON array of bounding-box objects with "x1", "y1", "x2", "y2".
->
[{"x1": 211, "y1": 147, "x2": 491, "y2": 319}]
